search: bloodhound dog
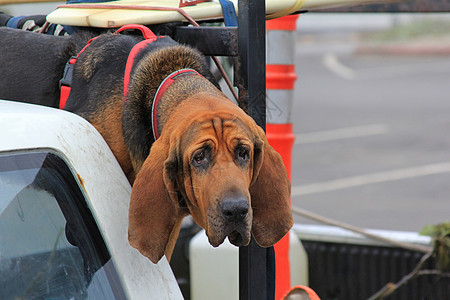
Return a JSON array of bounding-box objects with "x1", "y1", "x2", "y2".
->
[{"x1": 0, "y1": 25, "x2": 293, "y2": 263}]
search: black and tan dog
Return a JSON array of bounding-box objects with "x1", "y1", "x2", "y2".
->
[{"x1": 0, "y1": 26, "x2": 293, "y2": 263}]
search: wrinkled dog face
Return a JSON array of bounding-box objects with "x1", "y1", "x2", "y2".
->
[{"x1": 177, "y1": 114, "x2": 261, "y2": 247}]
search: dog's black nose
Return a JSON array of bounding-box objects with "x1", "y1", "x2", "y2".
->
[{"x1": 221, "y1": 198, "x2": 249, "y2": 222}]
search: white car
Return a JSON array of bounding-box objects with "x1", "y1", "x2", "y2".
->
[{"x1": 0, "y1": 100, "x2": 183, "y2": 299}]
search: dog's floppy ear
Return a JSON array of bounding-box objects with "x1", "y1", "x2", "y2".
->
[
  {"x1": 250, "y1": 126, "x2": 294, "y2": 247},
  {"x1": 128, "y1": 136, "x2": 181, "y2": 264}
]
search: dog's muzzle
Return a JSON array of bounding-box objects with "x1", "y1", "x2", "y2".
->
[
  {"x1": 219, "y1": 196, "x2": 251, "y2": 246},
  {"x1": 205, "y1": 191, "x2": 252, "y2": 247}
]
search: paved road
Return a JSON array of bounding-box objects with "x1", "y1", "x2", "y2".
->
[{"x1": 290, "y1": 33, "x2": 450, "y2": 232}]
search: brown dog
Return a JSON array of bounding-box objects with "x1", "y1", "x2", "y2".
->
[{"x1": 0, "y1": 26, "x2": 293, "y2": 263}]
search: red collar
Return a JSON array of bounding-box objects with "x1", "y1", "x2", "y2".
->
[
  {"x1": 59, "y1": 24, "x2": 160, "y2": 110},
  {"x1": 151, "y1": 69, "x2": 201, "y2": 140}
]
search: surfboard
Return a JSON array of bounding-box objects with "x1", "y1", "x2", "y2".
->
[{"x1": 46, "y1": 0, "x2": 392, "y2": 28}]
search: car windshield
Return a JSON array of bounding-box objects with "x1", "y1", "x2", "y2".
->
[{"x1": 0, "y1": 151, "x2": 126, "y2": 299}]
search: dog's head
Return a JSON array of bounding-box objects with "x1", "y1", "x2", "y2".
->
[{"x1": 128, "y1": 93, "x2": 293, "y2": 263}]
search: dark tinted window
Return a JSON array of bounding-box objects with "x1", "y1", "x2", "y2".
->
[{"x1": 0, "y1": 151, "x2": 126, "y2": 299}]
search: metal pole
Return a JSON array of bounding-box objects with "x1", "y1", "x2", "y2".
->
[
  {"x1": 237, "y1": 1, "x2": 274, "y2": 299},
  {"x1": 236, "y1": 0, "x2": 266, "y2": 129}
]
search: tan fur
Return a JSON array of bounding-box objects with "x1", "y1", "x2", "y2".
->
[{"x1": 89, "y1": 94, "x2": 136, "y2": 181}]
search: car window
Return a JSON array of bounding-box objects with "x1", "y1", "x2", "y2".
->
[{"x1": 0, "y1": 151, "x2": 126, "y2": 300}]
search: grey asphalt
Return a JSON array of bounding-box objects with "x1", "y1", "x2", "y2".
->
[{"x1": 290, "y1": 32, "x2": 450, "y2": 233}]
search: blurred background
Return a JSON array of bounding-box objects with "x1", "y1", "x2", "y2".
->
[
  {"x1": 292, "y1": 13, "x2": 450, "y2": 232},
  {"x1": 2, "y1": 1, "x2": 449, "y2": 233}
]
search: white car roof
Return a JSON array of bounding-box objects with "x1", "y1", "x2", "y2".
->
[{"x1": 0, "y1": 100, "x2": 182, "y2": 299}]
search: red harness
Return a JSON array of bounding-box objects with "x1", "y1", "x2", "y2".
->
[
  {"x1": 59, "y1": 24, "x2": 161, "y2": 109},
  {"x1": 59, "y1": 36, "x2": 99, "y2": 109}
]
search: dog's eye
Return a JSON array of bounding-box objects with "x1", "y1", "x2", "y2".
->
[
  {"x1": 236, "y1": 147, "x2": 249, "y2": 162},
  {"x1": 194, "y1": 151, "x2": 205, "y2": 163},
  {"x1": 192, "y1": 146, "x2": 212, "y2": 169}
]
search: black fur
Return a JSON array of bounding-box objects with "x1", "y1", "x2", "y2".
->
[
  {"x1": 63, "y1": 33, "x2": 141, "y2": 117},
  {"x1": 0, "y1": 27, "x2": 93, "y2": 107}
]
